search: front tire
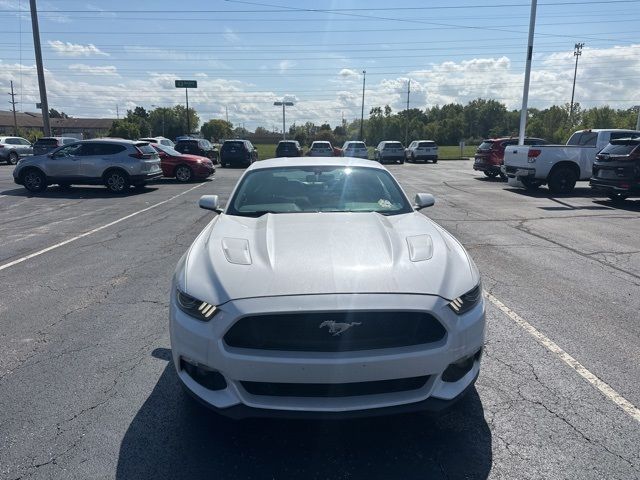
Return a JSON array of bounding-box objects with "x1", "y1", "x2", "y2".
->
[
  {"x1": 175, "y1": 165, "x2": 193, "y2": 182},
  {"x1": 22, "y1": 168, "x2": 47, "y2": 193},
  {"x1": 548, "y1": 167, "x2": 577, "y2": 194},
  {"x1": 8, "y1": 152, "x2": 19, "y2": 165},
  {"x1": 104, "y1": 170, "x2": 129, "y2": 193}
]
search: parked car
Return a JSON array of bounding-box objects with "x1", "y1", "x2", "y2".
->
[
  {"x1": 374, "y1": 141, "x2": 405, "y2": 164},
  {"x1": 13, "y1": 138, "x2": 162, "y2": 193},
  {"x1": 275, "y1": 140, "x2": 303, "y2": 157},
  {"x1": 152, "y1": 143, "x2": 215, "y2": 182},
  {"x1": 140, "y1": 136, "x2": 175, "y2": 148},
  {"x1": 32, "y1": 137, "x2": 78, "y2": 156},
  {"x1": 590, "y1": 137, "x2": 640, "y2": 202},
  {"x1": 406, "y1": 140, "x2": 439, "y2": 163},
  {"x1": 0, "y1": 136, "x2": 33, "y2": 165},
  {"x1": 474, "y1": 137, "x2": 547, "y2": 179},
  {"x1": 504, "y1": 129, "x2": 640, "y2": 193},
  {"x1": 175, "y1": 138, "x2": 218, "y2": 162},
  {"x1": 220, "y1": 140, "x2": 258, "y2": 167},
  {"x1": 170, "y1": 157, "x2": 485, "y2": 418},
  {"x1": 307, "y1": 141, "x2": 334, "y2": 157},
  {"x1": 341, "y1": 141, "x2": 368, "y2": 159}
]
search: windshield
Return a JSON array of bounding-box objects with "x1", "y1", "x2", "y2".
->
[
  {"x1": 478, "y1": 141, "x2": 495, "y2": 150},
  {"x1": 227, "y1": 166, "x2": 413, "y2": 217},
  {"x1": 345, "y1": 142, "x2": 366, "y2": 148},
  {"x1": 153, "y1": 144, "x2": 181, "y2": 156}
]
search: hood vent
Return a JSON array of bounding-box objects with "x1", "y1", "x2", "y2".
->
[
  {"x1": 222, "y1": 237, "x2": 252, "y2": 265},
  {"x1": 406, "y1": 235, "x2": 433, "y2": 262}
]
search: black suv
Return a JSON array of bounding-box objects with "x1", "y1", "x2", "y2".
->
[
  {"x1": 275, "y1": 140, "x2": 303, "y2": 157},
  {"x1": 174, "y1": 138, "x2": 218, "y2": 162},
  {"x1": 220, "y1": 140, "x2": 259, "y2": 167},
  {"x1": 590, "y1": 137, "x2": 640, "y2": 202}
]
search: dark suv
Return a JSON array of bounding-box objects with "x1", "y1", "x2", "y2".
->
[
  {"x1": 275, "y1": 140, "x2": 303, "y2": 157},
  {"x1": 33, "y1": 137, "x2": 78, "y2": 156},
  {"x1": 474, "y1": 137, "x2": 548, "y2": 179},
  {"x1": 220, "y1": 140, "x2": 259, "y2": 167},
  {"x1": 174, "y1": 138, "x2": 218, "y2": 162},
  {"x1": 590, "y1": 137, "x2": 640, "y2": 202}
]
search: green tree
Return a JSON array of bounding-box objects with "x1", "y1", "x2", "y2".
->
[
  {"x1": 108, "y1": 119, "x2": 141, "y2": 139},
  {"x1": 201, "y1": 119, "x2": 233, "y2": 141}
]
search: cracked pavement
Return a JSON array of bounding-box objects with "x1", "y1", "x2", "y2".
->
[{"x1": 0, "y1": 160, "x2": 638, "y2": 479}]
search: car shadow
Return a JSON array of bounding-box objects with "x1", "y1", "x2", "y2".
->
[
  {"x1": 0, "y1": 185, "x2": 159, "y2": 199},
  {"x1": 592, "y1": 198, "x2": 640, "y2": 212},
  {"x1": 473, "y1": 176, "x2": 506, "y2": 183},
  {"x1": 116, "y1": 348, "x2": 492, "y2": 480},
  {"x1": 0, "y1": 178, "x2": 213, "y2": 199}
]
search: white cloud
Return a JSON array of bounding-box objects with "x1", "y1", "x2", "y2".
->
[
  {"x1": 339, "y1": 68, "x2": 360, "y2": 78},
  {"x1": 1, "y1": 44, "x2": 638, "y2": 131},
  {"x1": 223, "y1": 27, "x2": 240, "y2": 43},
  {"x1": 279, "y1": 60, "x2": 296, "y2": 73},
  {"x1": 48, "y1": 40, "x2": 109, "y2": 57},
  {"x1": 68, "y1": 64, "x2": 119, "y2": 76}
]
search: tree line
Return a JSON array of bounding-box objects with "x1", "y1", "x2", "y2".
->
[{"x1": 106, "y1": 99, "x2": 639, "y2": 146}]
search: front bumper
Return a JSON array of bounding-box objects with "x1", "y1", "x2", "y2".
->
[
  {"x1": 170, "y1": 292, "x2": 485, "y2": 417},
  {"x1": 193, "y1": 163, "x2": 215, "y2": 178},
  {"x1": 473, "y1": 161, "x2": 500, "y2": 173}
]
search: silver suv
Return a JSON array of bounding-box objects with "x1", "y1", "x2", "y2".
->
[
  {"x1": 0, "y1": 136, "x2": 33, "y2": 165},
  {"x1": 13, "y1": 138, "x2": 162, "y2": 193}
]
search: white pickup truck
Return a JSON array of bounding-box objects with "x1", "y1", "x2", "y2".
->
[{"x1": 503, "y1": 129, "x2": 640, "y2": 193}]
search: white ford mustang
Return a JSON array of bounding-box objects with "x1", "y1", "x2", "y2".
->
[{"x1": 170, "y1": 157, "x2": 485, "y2": 419}]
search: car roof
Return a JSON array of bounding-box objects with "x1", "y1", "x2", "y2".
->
[
  {"x1": 83, "y1": 138, "x2": 141, "y2": 144},
  {"x1": 248, "y1": 157, "x2": 384, "y2": 171}
]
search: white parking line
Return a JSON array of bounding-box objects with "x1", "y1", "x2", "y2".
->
[
  {"x1": 0, "y1": 183, "x2": 206, "y2": 272},
  {"x1": 485, "y1": 291, "x2": 640, "y2": 423}
]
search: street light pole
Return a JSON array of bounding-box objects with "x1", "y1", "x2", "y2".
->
[
  {"x1": 404, "y1": 79, "x2": 411, "y2": 146},
  {"x1": 29, "y1": 0, "x2": 51, "y2": 136},
  {"x1": 569, "y1": 42, "x2": 584, "y2": 124},
  {"x1": 360, "y1": 70, "x2": 366, "y2": 141},
  {"x1": 517, "y1": 0, "x2": 537, "y2": 146},
  {"x1": 273, "y1": 99, "x2": 294, "y2": 140}
]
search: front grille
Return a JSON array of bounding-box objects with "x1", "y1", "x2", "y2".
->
[
  {"x1": 241, "y1": 376, "x2": 430, "y2": 397},
  {"x1": 224, "y1": 311, "x2": 446, "y2": 352}
]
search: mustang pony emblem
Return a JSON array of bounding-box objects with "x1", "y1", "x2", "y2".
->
[{"x1": 319, "y1": 320, "x2": 362, "y2": 336}]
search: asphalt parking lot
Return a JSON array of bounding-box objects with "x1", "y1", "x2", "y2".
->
[{"x1": 0, "y1": 160, "x2": 638, "y2": 480}]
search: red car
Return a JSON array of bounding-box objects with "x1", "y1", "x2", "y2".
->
[
  {"x1": 152, "y1": 143, "x2": 215, "y2": 182},
  {"x1": 473, "y1": 137, "x2": 549, "y2": 179}
]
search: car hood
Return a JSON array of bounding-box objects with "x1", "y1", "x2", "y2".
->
[{"x1": 177, "y1": 212, "x2": 479, "y2": 305}]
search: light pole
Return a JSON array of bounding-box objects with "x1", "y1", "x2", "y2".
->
[
  {"x1": 360, "y1": 70, "x2": 366, "y2": 141},
  {"x1": 517, "y1": 0, "x2": 537, "y2": 146},
  {"x1": 273, "y1": 99, "x2": 294, "y2": 140},
  {"x1": 29, "y1": 0, "x2": 51, "y2": 136},
  {"x1": 569, "y1": 42, "x2": 584, "y2": 124},
  {"x1": 151, "y1": 105, "x2": 165, "y2": 136}
]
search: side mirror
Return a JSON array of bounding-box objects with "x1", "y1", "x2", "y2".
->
[
  {"x1": 199, "y1": 195, "x2": 223, "y2": 213},
  {"x1": 414, "y1": 193, "x2": 435, "y2": 210}
]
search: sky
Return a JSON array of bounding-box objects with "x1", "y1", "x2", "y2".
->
[{"x1": 0, "y1": 0, "x2": 638, "y2": 131}]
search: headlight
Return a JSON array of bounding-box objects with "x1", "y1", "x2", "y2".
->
[
  {"x1": 176, "y1": 289, "x2": 219, "y2": 321},
  {"x1": 448, "y1": 283, "x2": 482, "y2": 315}
]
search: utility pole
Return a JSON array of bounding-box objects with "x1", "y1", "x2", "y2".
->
[
  {"x1": 404, "y1": 79, "x2": 411, "y2": 146},
  {"x1": 29, "y1": 0, "x2": 51, "y2": 136},
  {"x1": 569, "y1": 42, "x2": 584, "y2": 124},
  {"x1": 517, "y1": 0, "x2": 537, "y2": 146},
  {"x1": 225, "y1": 105, "x2": 229, "y2": 124},
  {"x1": 360, "y1": 70, "x2": 366, "y2": 141},
  {"x1": 116, "y1": 104, "x2": 119, "y2": 119},
  {"x1": 8, "y1": 80, "x2": 18, "y2": 135}
]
